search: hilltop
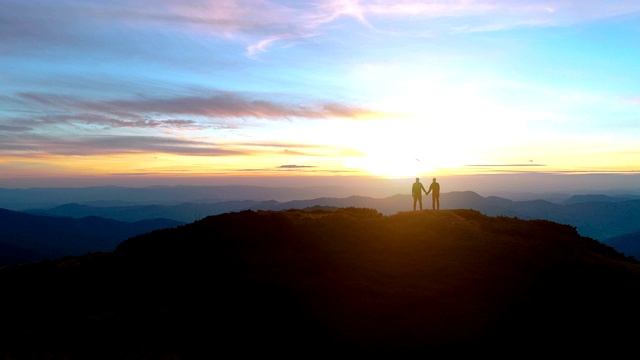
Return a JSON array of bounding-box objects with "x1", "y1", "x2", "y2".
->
[{"x1": 0, "y1": 208, "x2": 639, "y2": 358}]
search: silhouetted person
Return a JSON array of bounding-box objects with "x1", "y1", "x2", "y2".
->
[
  {"x1": 412, "y1": 177, "x2": 427, "y2": 210},
  {"x1": 426, "y1": 177, "x2": 440, "y2": 210}
]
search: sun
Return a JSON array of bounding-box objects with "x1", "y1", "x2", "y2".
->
[
  {"x1": 342, "y1": 81, "x2": 519, "y2": 178},
  {"x1": 341, "y1": 118, "x2": 438, "y2": 178},
  {"x1": 346, "y1": 151, "x2": 433, "y2": 178}
]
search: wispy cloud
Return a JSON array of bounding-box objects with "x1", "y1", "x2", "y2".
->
[
  {"x1": 0, "y1": 131, "x2": 360, "y2": 159},
  {"x1": 278, "y1": 164, "x2": 315, "y2": 168},
  {"x1": 308, "y1": 0, "x2": 372, "y2": 28},
  {"x1": 464, "y1": 164, "x2": 547, "y2": 170},
  {"x1": 5, "y1": 91, "x2": 388, "y2": 132},
  {"x1": 4, "y1": 0, "x2": 638, "y2": 57},
  {"x1": 0, "y1": 134, "x2": 245, "y2": 157},
  {"x1": 0, "y1": 124, "x2": 32, "y2": 132},
  {"x1": 244, "y1": 0, "x2": 640, "y2": 53}
]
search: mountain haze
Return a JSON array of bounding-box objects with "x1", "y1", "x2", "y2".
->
[
  {"x1": 0, "y1": 208, "x2": 184, "y2": 266},
  {"x1": 0, "y1": 208, "x2": 639, "y2": 357},
  {"x1": 26, "y1": 191, "x2": 640, "y2": 240},
  {"x1": 0, "y1": 185, "x2": 379, "y2": 210}
]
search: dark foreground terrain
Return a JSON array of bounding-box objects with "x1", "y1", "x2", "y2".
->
[{"x1": 1, "y1": 208, "x2": 639, "y2": 358}]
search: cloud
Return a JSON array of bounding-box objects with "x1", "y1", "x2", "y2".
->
[
  {"x1": 0, "y1": 134, "x2": 246, "y2": 157},
  {"x1": 278, "y1": 164, "x2": 315, "y2": 168},
  {"x1": 307, "y1": 0, "x2": 372, "y2": 27},
  {"x1": 465, "y1": 163, "x2": 546, "y2": 167},
  {"x1": 245, "y1": 0, "x2": 640, "y2": 53},
  {"x1": 363, "y1": 1, "x2": 640, "y2": 21},
  {"x1": 220, "y1": 165, "x2": 358, "y2": 175},
  {"x1": 0, "y1": 124, "x2": 32, "y2": 132},
  {"x1": 234, "y1": 142, "x2": 362, "y2": 158},
  {"x1": 5, "y1": 92, "x2": 387, "y2": 132},
  {"x1": 5, "y1": 0, "x2": 638, "y2": 59},
  {"x1": 0, "y1": 130, "x2": 360, "y2": 159},
  {"x1": 15, "y1": 112, "x2": 202, "y2": 130}
]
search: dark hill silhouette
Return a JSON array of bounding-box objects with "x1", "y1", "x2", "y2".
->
[
  {"x1": 0, "y1": 208, "x2": 185, "y2": 266},
  {"x1": 0, "y1": 242, "x2": 46, "y2": 267},
  {"x1": 0, "y1": 208, "x2": 639, "y2": 357}
]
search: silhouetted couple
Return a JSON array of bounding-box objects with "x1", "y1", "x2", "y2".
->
[{"x1": 412, "y1": 177, "x2": 440, "y2": 210}]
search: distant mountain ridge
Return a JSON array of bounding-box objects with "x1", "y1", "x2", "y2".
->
[
  {"x1": 25, "y1": 191, "x2": 640, "y2": 240},
  {"x1": 0, "y1": 208, "x2": 184, "y2": 266},
  {"x1": 0, "y1": 185, "x2": 384, "y2": 210},
  {"x1": 561, "y1": 194, "x2": 637, "y2": 204},
  {"x1": 3, "y1": 184, "x2": 639, "y2": 210}
]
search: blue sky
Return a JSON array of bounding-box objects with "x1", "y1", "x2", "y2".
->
[{"x1": 1, "y1": 0, "x2": 639, "y2": 190}]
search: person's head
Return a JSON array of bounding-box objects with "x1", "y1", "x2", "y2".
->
[
  {"x1": 433, "y1": 178, "x2": 437, "y2": 182},
  {"x1": 415, "y1": 177, "x2": 420, "y2": 182}
]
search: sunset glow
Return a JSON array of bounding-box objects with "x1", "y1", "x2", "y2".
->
[{"x1": 1, "y1": 0, "x2": 639, "y2": 189}]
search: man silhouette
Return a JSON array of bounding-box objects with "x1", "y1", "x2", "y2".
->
[
  {"x1": 426, "y1": 177, "x2": 440, "y2": 210},
  {"x1": 411, "y1": 177, "x2": 427, "y2": 210}
]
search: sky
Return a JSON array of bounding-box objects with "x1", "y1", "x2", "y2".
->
[{"x1": 1, "y1": 0, "x2": 640, "y2": 192}]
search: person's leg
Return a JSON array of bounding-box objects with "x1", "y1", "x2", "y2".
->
[
  {"x1": 435, "y1": 195, "x2": 440, "y2": 210},
  {"x1": 418, "y1": 196, "x2": 422, "y2": 210},
  {"x1": 432, "y1": 195, "x2": 436, "y2": 210},
  {"x1": 413, "y1": 196, "x2": 417, "y2": 210}
]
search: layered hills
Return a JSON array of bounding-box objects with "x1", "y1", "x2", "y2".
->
[
  {"x1": 1, "y1": 208, "x2": 639, "y2": 358},
  {"x1": 0, "y1": 208, "x2": 184, "y2": 266},
  {"x1": 23, "y1": 190, "x2": 640, "y2": 258},
  {"x1": 25, "y1": 191, "x2": 640, "y2": 240}
]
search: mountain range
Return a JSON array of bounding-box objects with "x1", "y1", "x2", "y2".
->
[
  {"x1": 21, "y1": 191, "x2": 640, "y2": 258},
  {"x1": 0, "y1": 185, "x2": 380, "y2": 210},
  {"x1": 0, "y1": 208, "x2": 638, "y2": 357},
  {"x1": 0, "y1": 208, "x2": 184, "y2": 266}
]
